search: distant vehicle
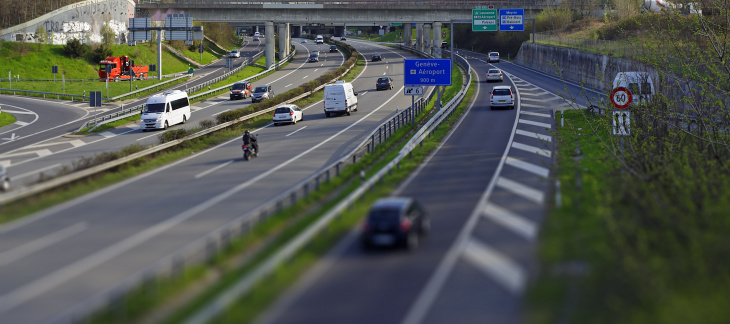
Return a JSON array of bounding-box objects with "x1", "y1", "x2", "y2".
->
[
  {"x1": 0, "y1": 165, "x2": 10, "y2": 191},
  {"x1": 316, "y1": 35, "x2": 324, "y2": 44},
  {"x1": 486, "y1": 69, "x2": 503, "y2": 82},
  {"x1": 229, "y1": 49, "x2": 240, "y2": 58},
  {"x1": 98, "y1": 55, "x2": 148, "y2": 82},
  {"x1": 140, "y1": 90, "x2": 191, "y2": 131},
  {"x1": 371, "y1": 53, "x2": 382, "y2": 61},
  {"x1": 340, "y1": 36, "x2": 347, "y2": 41},
  {"x1": 376, "y1": 76, "x2": 394, "y2": 90},
  {"x1": 308, "y1": 52, "x2": 320, "y2": 62},
  {"x1": 329, "y1": 45, "x2": 338, "y2": 53},
  {"x1": 301, "y1": 39, "x2": 307, "y2": 43},
  {"x1": 252, "y1": 85, "x2": 274, "y2": 103},
  {"x1": 441, "y1": 41, "x2": 448, "y2": 49},
  {"x1": 324, "y1": 80, "x2": 358, "y2": 117},
  {"x1": 273, "y1": 104, "x2": 303, "y2": 126},
  {"x1": 490, "y1": 85, "x2": 514, "y2": 110},
  {"x1": 488, "y1": 52, "x2": 500, "y2": 63},
  {"x1": 253, "y1": 35, "x2": 260, "y2": 41},
  {"x1": 230, "y1": 81, "x2": 252, "y2": 100},
  {"x1": 254, "y1": 32, "x2": 260, "y2": 37},
  {"x1": 613, "y1": 72, "x2": 655, "y2": 104},
  {"x1": 360, "y1": 197, "x2": 430, "y2": 250}
]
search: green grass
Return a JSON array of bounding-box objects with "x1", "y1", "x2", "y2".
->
[
  {"x1": 1, "y1": 76, "x2": 188, "y2": 100},
  {"x1": 75, "y1": 114, "x2": 142, "y2": 135},
  {"x1": 360, "y1": 27, "x2": 451, "y2": 45},
  {"x1": 0, "y1": 42, "x2": 190, "y2": 81},
  {"x1": 0, "y1": 111, "x2": 16, "y2": 127}
]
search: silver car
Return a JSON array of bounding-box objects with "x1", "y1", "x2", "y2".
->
[
  {"x1": 0, "y1": 165, "x2": 10, "y2": 191},
  {"x1": 486, "y1": 69, "x2": 503, "y2": 82},
  {"x1": 490, "y1": 85, "x2": 514, "y2": 110},
  {"x1": 252, "y1": 85, "x2": 274, "y2": 103},
  {"x1": 229, "y1": 49, "x2": 240, "y2": 58},
  {"x1": 488, "y1": 51, "x2": 500, "y2": 63}
]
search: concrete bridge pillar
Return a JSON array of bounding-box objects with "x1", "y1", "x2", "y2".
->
[
  {"x1": 265, "y1": 21, "x2": 275, "y2": 69},
  {"x1": 255, "y1": 26, "x2": 259, "y2": 34},
  {"x1": 433, "y1": 22, "x2": 442, "y2": 58},
  {"x1": 423, "y1": 23, "x2": 432, "y2": 55},
  {"x1": 279, "y1": 23, "x2": 287, "y2": 61},
  {"x1": 403, "y1": 23, "x2": 412, "y2": 47},
  {"x1": 415, "y1": 23, "x2": 424, "y2": 52},
  {"x1": 286, "y1": 23, "x2": 291, "y2": 56}
]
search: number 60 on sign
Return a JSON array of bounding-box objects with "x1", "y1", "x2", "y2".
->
[{"x1": 611, "y1": 87, "x2": 633, "y2": 109}]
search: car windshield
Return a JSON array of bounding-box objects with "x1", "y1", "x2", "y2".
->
[
  {"x1": 490, "y1": 52, "x2": 499, "y2": 56},
  {"x1": 488, "y1": 69, "x2": 500, "y2": 73},
  {"x1": 254, "y1": 86, "x2": 268, "y2": 93},
  {"x1": 373, "y1": 54, "x2": 380, "y2": 57},
  {"x1": 231, "y1": 83, "x2": 247, "y2": 90},
  {"x1": 231, "y1": 50, "x2": 237, "y2": 53},
  {"x1": 368, "y1": 209, "x2": 401, "y2": 223},
  {"x1": 274, "y1": 107, "x2": 290, "y2": 113},
  {"x1": 377, "y1": 77, "x2": 389, "y2": 82},
  {"x1": 493, "y1": 89, "x2": 511, "y2": 96},
  {"x1": 144, "y1": 103, "x2": 166, "y2": 113}
]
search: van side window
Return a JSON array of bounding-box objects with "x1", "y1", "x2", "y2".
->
[{"x1": 171, "y1": 97, "x2": 190, "y2": 110}]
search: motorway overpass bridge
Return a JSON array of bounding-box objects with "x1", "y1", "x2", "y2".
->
[{"x1": 136, "y1": 0, "x2": 561, "y2": 67}]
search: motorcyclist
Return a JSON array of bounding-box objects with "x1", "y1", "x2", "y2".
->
[{"x1": 242, "y1": 130, "x2": 259, "y2": 156}]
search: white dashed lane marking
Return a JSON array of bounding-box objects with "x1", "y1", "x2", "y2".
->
[
  {"x1": 515, "y1": 129, "x2": 552, "y2": 142},
  {"x1": 482, "y1": 203, "x2": 538, "y2": 241},
  {"x1": 520, "y1": 111, "x2": 551, "y2": 118},
  {"x1": 518, "y1": 119, "x2": 552, "y2": 129},
  {"x1": 511, "y1": 142, "x2": 551, "y2": 157},
  {"x1": 496, "y1": 177, "x2": 545, "y2": 204},
  {"x1": 504, "y1": 156, "x2": 550, "y2": 178},
  {"x1": 462, "y1": 237, "x2": 526, "y2": 294}
]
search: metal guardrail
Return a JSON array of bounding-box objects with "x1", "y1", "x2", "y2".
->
[
  {"x1": 79, "y1": 50, "x2": 269, "y2": 131},
  {"x1": 180, "y1": 46, "x2": 471, "y2": 324}
]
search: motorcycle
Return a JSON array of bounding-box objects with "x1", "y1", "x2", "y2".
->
[{"x1": 242, "y1": 144, "x2": 257, "y2": 161}]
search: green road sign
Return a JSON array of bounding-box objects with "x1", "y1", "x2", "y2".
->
[
  {"x1": 473, "y1": 9, "x2": 497, "y2": 31},
  {"x1": 392, "y1": 23, "x2": 403, "y2": 26}
]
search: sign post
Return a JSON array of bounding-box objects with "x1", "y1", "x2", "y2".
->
[
  {"x1": 610, "y1": 86, "x2": 632, "y2": 152},
  {"x1": 499, "y1": 9, "x2": 525, "y2": 31},
  {"x1": 472, "y1": 9, "x2": 498, "y2": 31}
]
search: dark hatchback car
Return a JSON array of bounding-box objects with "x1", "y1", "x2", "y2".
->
[
  {"x1": 329, "y1": 45, "x2": 338, "y2": 53},
  {"x1": 371, "y1": 53, "x2": 382, "y2": 61},
  {"x1": 361, "y1": 197, "x2": 429, "y2": 250},
  {"x1": 376, "y1": 76, "x2": 394, "y2": 91}
]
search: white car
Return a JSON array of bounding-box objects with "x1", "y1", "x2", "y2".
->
[
  {"x1": 301, "y1": 39, "x2": 307, "y2": 43},
  {"x1": 230, "y1": 49, "x2": 240, "y2": 58},
  {"x1": 490, "y1": 85, "x2": 514, "y2": 110},
  {"x1": 488, "y1": 51, "x2": 500, "y2": 63},
  {"x1": 486, "y1": 69, "x2": 503, "y2": 82},
  {"x1": 0, "y1": 164, "x2": 10, "y2": 191},
  {"x1": 273, "y1": 104, "x2": 303, "y2": 126}
]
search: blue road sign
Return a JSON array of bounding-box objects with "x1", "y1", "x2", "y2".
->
[
  {"x1": 499, "y1": 8, "x2": 525, "y2": 31},
  {"x1": 404, "y1": 59, "x2": 452, "y2": 86}
]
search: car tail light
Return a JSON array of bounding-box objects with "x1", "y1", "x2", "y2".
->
[
  {"x1": 273, "y1": 112, "x2": 276, "y2": 117},
  {"x1": 242, "y1": 145, "x2": 247, "y2": 149},
  {"x1": 491, "y1": 93, "x2": 494, "y2": 99},
  {"x1": 510, "y1": 93, "x2": 513, "y2": 99},
  {"x1": 500, "y1": 73, "x2": 503, "y2": 76},
  {"x1": 400, "y1": 219, "x2": 412, "y2": 232},
  {"x1": 289, "y1": 111, "x2": 294, "y2": 115}
]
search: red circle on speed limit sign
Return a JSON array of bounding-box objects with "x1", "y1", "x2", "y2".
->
[{"x1": 611, "y1": 87, "x2": 633, "y2": 109}]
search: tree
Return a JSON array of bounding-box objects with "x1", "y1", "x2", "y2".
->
[
  {"x1": 101, "y1": 21, "x2": 115, "y2": 47},
  {"x1": 34, "y1": 24, "x2": 48, "y2": 50}
]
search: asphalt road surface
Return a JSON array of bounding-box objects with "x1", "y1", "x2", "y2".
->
[{"x1": 0, "y1": 39, "x2": 428, "y2": 324}]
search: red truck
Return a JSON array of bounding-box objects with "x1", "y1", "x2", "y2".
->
[{"x1": 99, "y1": 55, "x2": 149, "y2": 81}]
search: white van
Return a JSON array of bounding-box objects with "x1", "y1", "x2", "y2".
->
[
  {"x1": 613, "y1": 72, "x2": 655, "y2": 104},
  {"x1": 315, "y1": 35, "x2": 324, "y2": 44},
  {"x1": 324, "y1": 80, "x2": 358, "y2": 117},
  {"x1": 140, "y1": 90, "x2": 191, "y2": 131}
]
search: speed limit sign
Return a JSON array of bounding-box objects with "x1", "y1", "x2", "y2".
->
[{"x1": 611, "y1": 87, "x2": 632, "y2": 109}]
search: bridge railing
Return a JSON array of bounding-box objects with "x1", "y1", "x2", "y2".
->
[{"x1": 138, "y1": 0, "x2": 555, "y2": 8}]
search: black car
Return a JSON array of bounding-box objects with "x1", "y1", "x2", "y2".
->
[
  {"x1": 371, "y1": 53, "x2": 382, "y2": 62},
  {"x1": 376, "y1": 76, "x2": 394, "y2": 91},
  {"x1": 340, "y1": 36, "x2": 347, "y2": 41},
  {"x1": 361, "y1": 197, "x2": 429, "y2": 250},
  {"x1": 329, "y1": 45, "x2": 338, "y2": 53}
]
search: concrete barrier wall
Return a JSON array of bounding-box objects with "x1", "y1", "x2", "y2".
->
[{"x1": 0, "y1": 0, "x2": 136, "y2": 45}]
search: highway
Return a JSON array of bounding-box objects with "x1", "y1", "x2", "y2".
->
[
  {"x1": 0, "y1": 39, "x2": 427, "y2": 324},
  {"x1": 0, "y1": 39, "x2": 264, "y2": 160},
  {"x1": 255, "y1": 49, "x2": 598, "y2": 324}
]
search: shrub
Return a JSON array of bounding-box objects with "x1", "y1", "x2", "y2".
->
[
  {"x1": 91, "y1": 44, "x2": 113, "y2": 63},
  {"x1": 157, "y1": 129, "x2": 189, "y2": 144},
  {"x1": 198, "y1": 119, "x2": 215, "y2": 129},
  {"x1": 64, "y1": 38, "x2": 87, "y2": 58}
]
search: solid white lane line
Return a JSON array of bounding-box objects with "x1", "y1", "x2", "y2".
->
[
  {"x1": 211, "y1": 109, "x2": 230, "y2": 116},
  {"x1": 136, "y1": 132, "x2": 161, "y2": 141},
  {"x1": 14, "y1": 121, "x2": 29, "y2": 126},
  {"x1": 512, "y1": 141, "x2": 551, "y2": 157},
  {"x1": 11, "y1": 164, "x2": 62, "y2": 180},
  {"x1": 194, "y1": 160, "x2": 234, "y2": 179},
  {"x1": 285, "y1": 84, "x2": 292, "y2": 87},
  {"x1": 285, "y1": 126, "x2": 307, "y2": 137},
  {"x1": 2, "y1": 110, "x2": 36, "y2": 115},
  {"x1": 518, "y1": 119, "x2": 552, "y2": 129},
  {"x1": 462, "y1": 237, "x2": 526, "y2": 294},
  {"x1": 0, "y1": 58, "x2": 390, "y2": 313},
  {"x1": 505, "y1": 156, "x2": 549, "y2": 178},
  {"x1": 0, "y1": 223, "x2": 87, "y2": 268},
  {"x1": 520, "y1": 111, "x2": 551, "y2": 118},
  {"x1": 496, "y1": 177, "x2": 544, "y2": 204},
  {"x1": 515, "y1": 129, "x2": 551, "y2": 142},
  {"x1": 483, "y1": 203, "x2": 538, "y2": 241}
]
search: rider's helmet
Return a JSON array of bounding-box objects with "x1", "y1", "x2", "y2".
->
[{"x1": 244, "y1": 130, "x2": 250, "y2": 135}]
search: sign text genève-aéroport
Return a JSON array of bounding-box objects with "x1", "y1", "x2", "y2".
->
[{"x1": 404, "y1": 59, "x2": 452, "y2": 86}]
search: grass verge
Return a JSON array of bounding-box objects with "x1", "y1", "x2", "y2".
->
[{"x1": 0, "y1": 112, "x2": 16, "y2": 127}]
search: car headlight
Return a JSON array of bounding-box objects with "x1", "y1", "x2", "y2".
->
[{"x1": 157, "y1": 115, "x2": 163, "y2": 120}]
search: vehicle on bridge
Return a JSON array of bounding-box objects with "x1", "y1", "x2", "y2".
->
[
  {"x1": 140, "y1": 90, "x2": 191, "y2": 131},
  {"x1": 99, "y1": 55, "x2": 149, "y2": 82},
  {"x1": 324, "y1": 80, "x2": 358, "y2": 117}
]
